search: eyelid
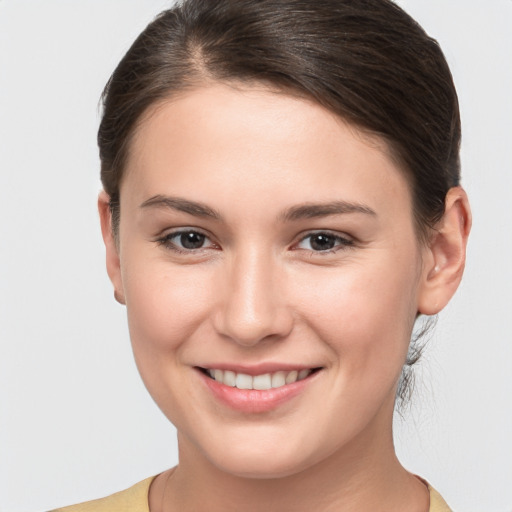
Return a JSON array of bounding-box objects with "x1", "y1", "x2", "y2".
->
[
  {"x1": 155, "y1": 227, "x2": 218, "y2": 253},
  {"x1": 154, "y1": 227, "x2": 355, "y2": 255},
  {"x1": 293, "y1": 230, "x2": 355, "y2": 252}
]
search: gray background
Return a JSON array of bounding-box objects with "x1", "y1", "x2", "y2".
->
[{"x1": 1, "y1": 1, "x2": 511, "y2": 511}]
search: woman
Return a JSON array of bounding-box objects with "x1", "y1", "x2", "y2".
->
[{"x1": 53, "y1": 0, "x2": 470, "y2": 510}]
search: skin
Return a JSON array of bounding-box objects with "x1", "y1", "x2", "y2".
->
[{"x1": 99, "y1": 83, "x2": 471, "y2": 511}]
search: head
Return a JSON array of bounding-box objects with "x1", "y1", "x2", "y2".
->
[
  {"x1": 99, "y1": 0, "x2": 462, "y2": 240},
  {"x1": 98, "y1": 0, "x2": 470, "y2": 478}
]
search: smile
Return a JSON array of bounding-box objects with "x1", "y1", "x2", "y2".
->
[
  {"x1": 197, "y1": 366, "x2": 323, "y2": 413},
  {"x1": 203, "y1": 368, "x2": 317, "y2": 390}
]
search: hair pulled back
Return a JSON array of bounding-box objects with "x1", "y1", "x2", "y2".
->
[
  {"x1": 98, "y1": 0, "x2": 461, "y2": 406},
  {"x1": 99, "y1": 0, "x2": 460, "y2": 239}
]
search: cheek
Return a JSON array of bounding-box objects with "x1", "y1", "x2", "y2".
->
[
  {"x1": 120, "y1": 257, "x2": 218, "y2": 419},
  {"x1": 286, "y1": 258, "x2": 419, "y2": 443},
  {"x1": 291, "y1": 255, "x2": 419, "y2": 376},
  {"x1": 122, "y1": 256, "x2": 215, "y2": 357}
]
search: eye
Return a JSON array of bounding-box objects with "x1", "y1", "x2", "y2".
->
[
  {"x1": 157, "y1": 229, "x2": 216, "y2": 252},
  {"x1": 296, "y1": 232, "x2": 354, "y2": 252}
]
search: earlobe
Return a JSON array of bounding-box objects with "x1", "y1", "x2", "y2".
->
[
  {"x1": 417, "y1": 187, "x2": 471, "y2": 316},
  {"x1": 98, "y1": 191, "x2": 126, "y2": 305}
]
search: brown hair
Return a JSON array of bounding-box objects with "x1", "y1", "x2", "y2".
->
[{"x1": 98, "y1": 0, "x2": 461, "y2": 406}]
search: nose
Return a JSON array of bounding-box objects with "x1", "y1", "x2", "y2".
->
[{"x1": 212, "y1": 248, "x2": 293, "y2": 347}]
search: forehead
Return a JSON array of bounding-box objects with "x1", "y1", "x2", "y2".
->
[{"x1": 122, "y1": 83, "x2": 412, "y2": 221}]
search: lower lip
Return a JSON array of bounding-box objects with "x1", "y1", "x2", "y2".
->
[{"x1": 198, "y1": 369, "x2": 319, "y2": 413}]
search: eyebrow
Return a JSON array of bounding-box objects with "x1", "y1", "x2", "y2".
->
[
  {"x1": 279, "y1": 201, "x2": 376, "y2": 222},
  {"x1": 140, "y1": 195, "x2": 376, "y2": 222},
  {"x1": 140, "y1": 195, "x2": 222, "y2": 220}
]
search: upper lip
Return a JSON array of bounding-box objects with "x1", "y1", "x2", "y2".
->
[{"x1": 195, "y1": 363, "x2": 322, "y2": 376}]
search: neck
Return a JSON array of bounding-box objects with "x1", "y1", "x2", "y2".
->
[{"x1": 152, "y1": 404, "x2": 429, "y2": 512}]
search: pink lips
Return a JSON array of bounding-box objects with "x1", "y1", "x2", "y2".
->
[{"x1": 197, "y1": 367, "x2": 320, "y2": 413}]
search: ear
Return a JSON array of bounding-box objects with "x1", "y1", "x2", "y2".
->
[
  {"x1": 417, "y1": 187, "x2": 471, "y2": 315},
  {"x1": 98, "y1": 191, "x2": 125, "y2": 305}
]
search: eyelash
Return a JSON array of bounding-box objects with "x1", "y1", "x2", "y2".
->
[
  {"x1": 295, "y1": 231, "x2": 355, "y2": 254},
  {"x1": 156, "y1": 229, "x2": 217, "y2": 254},
  {"x1": 155, "y1": 229, "x2": 355, "y2": 255}
]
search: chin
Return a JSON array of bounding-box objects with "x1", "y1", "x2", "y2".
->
[
  {"x1": 211, "y1": 452, "x2": 312, "y2": 480},
  {"x1": 195, "y1": 429, "x2": 322, "y2": 480}
]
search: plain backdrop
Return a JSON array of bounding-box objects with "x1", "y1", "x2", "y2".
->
[{"x1": 1, "y1": 1, "x2": 511, "y2": 511}]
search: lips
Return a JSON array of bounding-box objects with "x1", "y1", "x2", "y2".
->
[{"x1": 197, "y1": 366, "x2": 322, "y2": 413}]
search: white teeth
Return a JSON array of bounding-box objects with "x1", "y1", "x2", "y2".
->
[
  {"x1": 285, "y1": 370, "x2": 298, "y2": 384},
  {"x1": 253, "y1": 373, "x2": 272, "y2": 390},
  {"x1": 235, "y1": 373, "x2": 253, "y2": 390},
  {"x1": 223, "y1": 370, "x2": 236, "y2": 387},
  {"x1": 298, "y1": 369, "x2": 310, "y2": 380},
  {"x1": 206, "y1": 368, "x2": 316, "y2": 390},
  {"x1": 271, "y1": 371, "x2": 286, "y2": 388}
]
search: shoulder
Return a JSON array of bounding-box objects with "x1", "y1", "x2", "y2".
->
[
  {"x1": 48, "y1": 475, "x2": 450, "y2": 511},
  {"x1": 48, "y1": 476, "x2": 156, "y2": 512},
  {"x1": 429, "y1": 485, "x2": 452, "y2": 512}
]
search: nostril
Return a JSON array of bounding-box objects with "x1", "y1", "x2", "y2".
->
[{"x1": 213, "y1": 307, "x2": 294, "y2": 348}]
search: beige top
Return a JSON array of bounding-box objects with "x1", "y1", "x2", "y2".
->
[{"x1": 50, "y1": 475, "x2": 452, "y2": 511}]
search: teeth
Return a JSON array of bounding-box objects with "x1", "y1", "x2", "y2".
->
[
  {"x1": 253, "y1": 374, "x2": 272, "y2": 390},
  {"x1": 271, "y1": 371, "x2": 286, "y2": 388},
  {"x1": 285, "y1": 370, "x2": 298, "y2": 384},
  {"x1": 235, "y1": 373, "x2": 253, "y2": 389},
  {"x1": 206, "y1": 368, "x2": 314, "y2": 390},
  {"x1": 223, "y1": 370, "x2": 236, "y2": 387},
  {"x1": 298, "y1": 369, "x2": 310, "y2": 380}
]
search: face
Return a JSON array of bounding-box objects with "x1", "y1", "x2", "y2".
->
[{"x1": 109, "y1": 84, "x2": 429, "y2": 478}]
